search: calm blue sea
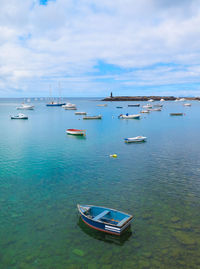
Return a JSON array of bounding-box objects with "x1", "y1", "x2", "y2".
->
[{"x1": 0, "y1": 98, "x2": 199, "y2": 269}]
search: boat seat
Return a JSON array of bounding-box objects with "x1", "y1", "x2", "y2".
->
[
  {"x1": 117, "y1": 217, "x2": 130, "y2": 227},
  {"x1": 93, "y1": 210, "x2": 110, "y2": 221}
]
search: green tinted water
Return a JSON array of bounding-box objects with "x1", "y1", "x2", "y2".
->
[{"x1": 0, "y1": 99, "x2": 199, "y2": 268}]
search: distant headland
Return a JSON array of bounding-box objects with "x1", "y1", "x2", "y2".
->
[{"x1": 102, "y1": 93, "x2": 200, "y2": 101}]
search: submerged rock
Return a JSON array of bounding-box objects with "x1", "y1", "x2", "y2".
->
[
  {"x1": 173, "y1": 231, "x2": 196, "y2": 246},
  {"x1": 72, "y1": 248, "x2": 84, "y2": 257},
  {"x1": 139, "y1": 259, "x2": 150, "y2": 268},
  {"x1": 171, "y1": 217, "x2": 180, "y2": 223},
  {"x1": 143, "y1": 252, "x2": 152, "y2": 258}
]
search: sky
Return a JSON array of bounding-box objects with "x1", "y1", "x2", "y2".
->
[{"x1": 1, "y1": 0, "x2": 200, "y2": 97}]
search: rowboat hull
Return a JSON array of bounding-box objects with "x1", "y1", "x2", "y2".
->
[
  {"x1": 78, "y1": 205, "x2": 133, "y2": 236},
  {"x1": 119, "y1": 114, "x2": 140, "y2": 119},
  {"x1": 75, "y1": 112, "x2": 87, "y2": 115},
  {"x1": 46, "y1": 103, "x2": 66, "y2": 106},
  {"x1": 170, "y1": 113, "x2": 183, "y2": 116},
  {"x1": 125, "y1": 136, "x2": 147, "y2": 143},
  {"x1": 128, "y1": 104, "x2": 140, "y2": 107},
  {"x1": 16, "y1": 106, "x2": 34, "y2": 110},
  {"x1": 66, "y1": 129, "x2": 85, "y2": 136},
  {"x1": 83, "y1": 116, "x2": 102, "y2": 119},
  {"x1": 11, "y1": 116, "x2": 28, "y2": 119}
]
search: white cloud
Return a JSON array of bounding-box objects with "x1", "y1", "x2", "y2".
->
[{"x1": 1, "y1": 0, "x2": 200, "y2": 96}]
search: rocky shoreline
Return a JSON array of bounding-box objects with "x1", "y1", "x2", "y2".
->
[{"x1": 102, "y1": 96, "x2": 200, "y2": 101}]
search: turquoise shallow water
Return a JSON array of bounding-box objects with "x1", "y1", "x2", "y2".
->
[{"x1": 0, "y1": 98, "x2": 200, "y2": 269}]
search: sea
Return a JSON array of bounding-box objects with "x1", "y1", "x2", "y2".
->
[{"x1": 0, "y1": 98, "x2": 199, "y2": 269}]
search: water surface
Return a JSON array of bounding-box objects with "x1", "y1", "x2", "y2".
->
[{"x1": 0, "y1": 98, "x2": 200, "y2": 268}]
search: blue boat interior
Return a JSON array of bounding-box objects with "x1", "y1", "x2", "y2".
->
[{"x1": 80, "y1": 205, "x2": 131, "y2": 226}]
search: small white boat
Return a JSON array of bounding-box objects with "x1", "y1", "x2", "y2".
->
[
  {"x1": 148, "y1": 99, "x2": 154, "y2": 102},
  {"x1": 66, "y1": 129, "x2": 86, "y2": 136},
  {"x1": 180, "y1": 98, "x2": 185, "y2": 101},
  {"x1": 148, "y1": 108, "x2": 162, "y2": 111},
  {"x1": 143, "y1": 104, "x2": 152, "y2": 109},
  {"x1": 140, "y1": 110, "x2": 150, "y2": 113},
  {"x1": 119, "y1": 114, "x2": 140, "y2": 119},
  {"x1": 62, "y1": 103, "x2": 77, "y2": 110},
  {"x1": 11, "y1": 113, "x2": 28, "y2": 119},
  {"x1": 97, "y1": 104, "x2": 107, "y2": 107},
  {"x1": 83, "y1": 115, "x2": 102, "y2": 119},
  {"x1": 160, "y1": 99, "x2": 165, "y2": 101},
  {"x1": 125, "y1": 136, "x2": 147, "y2": 143},
  {"x1": 154, "y1": 104, "x2": 163, "y2": 108},
  {"x1": 75, "y1": 112, "x2": 87, "y2": 115},
  {"x1": 16, "y1": 104, "x2": 34, "y2": 110},
  {"x1": 183, "y1": 103, "x2": 191, "y2": 106}
]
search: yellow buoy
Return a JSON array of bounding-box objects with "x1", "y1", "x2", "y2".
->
[{"x1": 110, "y1": 154, "x2": 117, "y2": 158}]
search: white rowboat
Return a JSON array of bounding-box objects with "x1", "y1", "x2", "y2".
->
[
  {"x1": 119, "y1": 114, "x2": 140, "y2": 119},
  {"x1": 125, "y1": 136, "x2": 147, "y2": 143},
  {"x1": 66, "y1": 129, "x2": 86, "y2": 136}
]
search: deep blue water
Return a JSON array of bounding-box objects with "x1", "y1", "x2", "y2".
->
[{"x1": 0, "y1": 98, "x2": 200, "y2": 268}]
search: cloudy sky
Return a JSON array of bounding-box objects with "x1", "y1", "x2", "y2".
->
[{"x1": 1, "y1": 0, "x2": 200, "y2": 97}]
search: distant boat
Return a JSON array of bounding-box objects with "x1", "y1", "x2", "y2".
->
[
  {"x1": 119, "y1": 114, "x2": 140, "y2": 119},
  {"x1": 170, "y1": 113, "x2": 183, "y2": 116},
  {"x1": 154, "y1": 104, "x2": 163, "y2": 108},
  {"x1": 148, "y1": 108, "x2": 162, "y2": 111},
  {"x1": 124, "y1": 136, "x2": 147, "y2": 143},
  {"x1": 46, "y1": 101, "x2": 66, "y2": 106},
  {"x1": 160, "y1": 98, "x2": 165, "y2": 101},
  {"x1": 66, "y1": 129, "x2": 86, "y2": 136},
  {"x1": 143, "y1": 104, "x2": 152, "y2": 109},
  {"x1": 75, "y1": 112, "x2": 87, "y2": 115},
  {"x1": 116, "y1": 106, "x2": 123, "y2": 108},
  {"x1": 97, "y1": 104, "x2": 107, "y2": 107},
  {"x1": 62, "y1": 103, "x2": 77, "y2": 110},
  {"x1": 46, "y1": 84, "x2": 65, "y2": 106},
  {"x1": 16, "y1": 104, "x2": 34, "y2": 110},
  {"x1": 183, "y1": 103, "x2": 191, "y2": 106},
  {"x1": 128, "y1": 104, "x2": 140, "y2": 107},
  {"x1": 140, "y1": 110, "x2": 150, "y2": 113},
  {"x1": 77, "y1": 204, "x2": 133, "y2": 235},
  {"x1": 10, "y1": 113, "x2": 28, "y2": 119},
  {"x1": 180, "y1": 98, "x2": 185, "y2": 101},
  {"x1": 148, "y1": 99, "x2": 154, "y2": 102},
  {"x1": 83, "y1": 115, "x2": 102, "y2": 119}
]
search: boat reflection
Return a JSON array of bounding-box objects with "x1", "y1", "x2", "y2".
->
[
  {"x1": 66, "y1": 134, "x2": 86, "y2": 140},
  {"x1": 77, "y1": 217, "x2": 132, "y2": 246}
]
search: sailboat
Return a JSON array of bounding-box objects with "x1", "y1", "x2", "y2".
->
[{"x1": 46, "y1": 84, "x2": 66, "y2": 106}]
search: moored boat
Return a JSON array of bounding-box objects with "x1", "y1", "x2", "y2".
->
[
  {"x1": 160, "y1": 98, "x2": 165, "y2": 101},
  {"x1": 124, "y1": 136, "x2": 147, "y2": 143},
  {"x1": 183, "y1": 103, "x2": 191, "y2": 106},
  {"x1": 128, "y1": 104, "x2": 140, "y2": 107},
  {"x1": 75, "y1": 112, "x2": 87, "y2": 115},
  {"x1": 83, "y1": 115, "x2": 102, "y2": 119},
  {"x1": 148, "y1": 108, "x2": 162, "y2": 111},
  {"x1": 119, "y1": 114, "x2": 140, "y2": 119},
  {"x1": 143, "y1": 104, "x2": 152, "y2": 109},
  {"x1": 46, "y1": 101, "x2": 66, "y2": 106},
  {"x1": 16, "y1": 104, "x2": 34, "y2": 110},
  {"x1": 66, "y1": 129, "x2": 86, "y2": 135},
  {"x1": 140, "y1": 110, "x2": 150, "y2": 113},
  {"x1": 10, "y1": 113, "x2": 28, "y2": 119},
  {"x1": 77, "y1": 204, "x2": 133, "y2": 235},
  {"x1": 62, "y1": 103, "x2": 77, "y2": 110},
  {"x1": 97, "y1": 104, "x2": 107, "y2": 107},
  {"x1": 170, "y1": 113, "x2": 183, "y2": 116},
  {"x1": 153, "y1": 104, "x2": 163, "y2": 108}
]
